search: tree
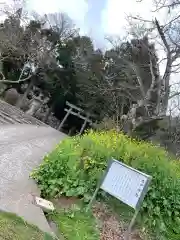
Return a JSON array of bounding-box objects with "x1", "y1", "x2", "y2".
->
[
  {"x1": 35, "y1": 13, "x2": 79, "y2": 111},
  {"x1": 133, "y1": 0, "x2": 180, "y2": 114},
  {"x1": 0, "y1": 7, "x2": 80, "y2": 109},
  {"x1": 69, "y1": 36, "x2": 107, "y2": 117},
  {"x1": 97, "y1": 2, "x2": 180, "y2": 138},
  {"x1": 99, "y1": 37, "x2": 162, "y2": 137}
]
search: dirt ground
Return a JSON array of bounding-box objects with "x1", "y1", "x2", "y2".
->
[{"x1": 52, "y1": 197, "x2": 143, "y2": 240}]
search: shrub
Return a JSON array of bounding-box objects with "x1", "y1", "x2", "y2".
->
[
  {"x1": 4, "y1": 88, "x2": 19, "y2": 106},
  {"x1": 32, "y1": 130, "x2": 180, "y2": 239}
]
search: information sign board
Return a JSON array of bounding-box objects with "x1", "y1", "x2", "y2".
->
[{"x1": 100, "y1": 159, "x2": 151, "y2": 209}]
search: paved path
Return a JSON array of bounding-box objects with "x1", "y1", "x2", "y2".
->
[{"x1": 0, "y1": 124, "x2": 66, "y2": 234}]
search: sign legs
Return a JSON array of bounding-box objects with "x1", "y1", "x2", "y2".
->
[
  {"x1": 125, "y1": 209, "x2": 140, "y2": 240},
  {"x1": 86, "y1": 186, "x2": 100, "y2": 212}
]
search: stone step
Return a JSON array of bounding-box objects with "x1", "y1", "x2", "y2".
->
[
  {"x1": 0, "y1": 110, "x2": 35, "y2": 125},
  {"x1": 0, "y1": 100, "x2": 46, "y2": 126},
  {"x1": 0, "y1": 101, "x2": 23, "y2": 116},
  {"x1": 0, "y1": 111, "x2": 34, "y2": 125},
  {"x1": 0, "y1": 111, "x2": 21, "y2": 124},
  {"x1": 0, "y1": 117, "x2": 10, "y2": 124}
]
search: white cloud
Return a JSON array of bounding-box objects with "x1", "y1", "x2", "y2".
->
[{"x1": 102, "y1": 0, "x2": 157, "y2": 36}]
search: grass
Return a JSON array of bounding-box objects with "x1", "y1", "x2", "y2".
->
[
  {"x1": 0, "y1": 211, "x2": 54, "y2": 240},
  {"x1": 49, "y1": 200, "x2": 150, "y2": 240},
  {"x1": 49, "y1": 205, "x2": 100, "y2": 240}
]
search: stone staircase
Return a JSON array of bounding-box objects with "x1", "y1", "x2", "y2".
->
[{"x1": 0, "y1": 100, "x2": 46, "y2": 126}]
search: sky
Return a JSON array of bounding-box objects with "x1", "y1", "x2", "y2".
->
[{"x1": 26, "y1": 0, "x2": 162, "y2": 47}]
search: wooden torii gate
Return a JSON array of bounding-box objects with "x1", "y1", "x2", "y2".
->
[{"x1": 58, "y1": 101, "x2": 93, "y2": 135}]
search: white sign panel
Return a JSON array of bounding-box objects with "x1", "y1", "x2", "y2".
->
[{"x1": 100, "y1": 159, "x2": 151, "y2": 209}]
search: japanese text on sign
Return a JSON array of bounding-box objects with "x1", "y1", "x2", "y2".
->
[{"x1": 100, "y1": 159, "x2": 151, "y2": 209}]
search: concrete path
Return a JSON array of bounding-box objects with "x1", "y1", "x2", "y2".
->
[{"x1": 0, "y1": 124, "x2": 66, "y2": 234}]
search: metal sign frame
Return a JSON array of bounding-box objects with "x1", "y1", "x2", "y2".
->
[{"x1": 87, "y1": 158, "x2": 152, "y2": 240}]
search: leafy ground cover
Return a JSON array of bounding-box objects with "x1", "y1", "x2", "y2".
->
[
  {"x1": 48, "y1": 199, "x2": 145, "y2": 240},
  {"x1": 0, "y1": 211, "x2": 53, "y2": 240},
  {"x1": 32, "y1": 130, "x2": 180, "y2": 239},
  {"x1": 49, "y1": 204, "x2": 99, "y2": 240}
]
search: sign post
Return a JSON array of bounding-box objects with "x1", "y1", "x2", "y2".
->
[{"x1": 87, "y1": 158, "x2": 152, "y2": 240}]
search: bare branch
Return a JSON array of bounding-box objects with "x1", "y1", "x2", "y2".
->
[
  {"x1": 169, "y1": 91, "x2": 180, "y2": 99},
  {"x1": 155, "y1": 18, "x2": 170, "y2": 53},
  {"x1": 153, "y1": 0, "x2": 180, "y2": 11},
  {"x1": 0, "y1": 73, "x2": 32, "y2": 83}
]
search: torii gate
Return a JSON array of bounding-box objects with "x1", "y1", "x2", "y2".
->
[{"x1": 58, "y1": 101, "x2": 94, "y2": 135}]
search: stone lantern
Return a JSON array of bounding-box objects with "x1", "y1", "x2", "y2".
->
[{"x1": 26, "y1": 94, "x2": 43, "y2": 116}]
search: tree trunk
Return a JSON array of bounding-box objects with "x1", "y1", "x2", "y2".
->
[
  {"x1": 155, "y1": 18, "x2": 172, "y2": 115},
  {"x1": 160, "y1": 60, "x2": 172, "y2": 115},
  {"x1": 121, "y1": 59, "x2": 163, "y2": 139},
  {"x1": 16, "y1": 79, "x2": 34, "y2": 108}
]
